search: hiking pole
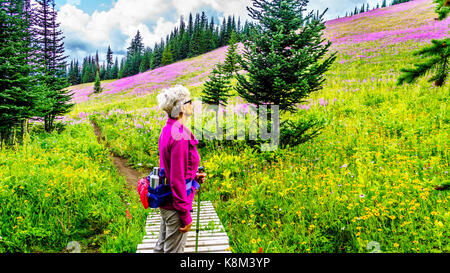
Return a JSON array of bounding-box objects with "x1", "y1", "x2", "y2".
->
[{"x1": 195, "y1": 166, "x2": 205, "y2": 253}]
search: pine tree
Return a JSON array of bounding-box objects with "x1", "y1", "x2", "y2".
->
[
  {"x1": 201, "y1": 63, "x2": 232, "y2": 138},
  {"x1": 106, "y1": 45, "x2": 113, "y2": 79},
  {"x1": 236, "y1": 0, "x2": 336, "y2": 148},
  {"x1": 67, "y1": 60, "x2": 79, "y2": 85},
  {"x1": 219, "y1": 17, "x2": 227, "y2": 46},
  {"x1": 32, "y1": 0, "x2": 73, "y2": 133},
  {"x1": 161, "y1": 45, "x2": 174, "y2": 66},
  {"x1": 94, "y1": 70, "x2": 102, "y2": 93},
  {"x1": 202, "y1": 64, "x2": 232, "y2": 107},
  {"x1": 111, "y1": 57, "x2": 119, "y2": 79},
  {"x1": 0, "y1": 0, "x2": 40, "y2": 145},
  {"x1": 382, "y1": 0, "x2": 387, "y2": 7},
  {"x1": 222, "y1": 30, "x2": 241, "y2": 78},
  {"x1": 236, "y1": 0, "x2": 336, "y2": 113},
  {"x1": 127, "y1": 30, "x2": 144, "y2": 58},
  {"x1": 189, "y1": 13, "x2": 202, "y2": 57},
  {"x1": 139, "y1": 50, "x2": 151, "y2": 72},
  {"x1": 397, "y1": 1, "x2": 449, "y2": 87}
]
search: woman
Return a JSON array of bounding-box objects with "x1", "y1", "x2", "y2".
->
[{"x1": 153, "y1": 85, "x2": 207, "y2": 253}]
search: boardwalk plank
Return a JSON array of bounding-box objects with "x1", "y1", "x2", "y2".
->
[{"x1": 137, "y1": 200, "x2": 231, "y2": 253}]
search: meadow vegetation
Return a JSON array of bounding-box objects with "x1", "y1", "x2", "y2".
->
[{"x1": 0, "y1": 0, "x2": 448, "y2": 253}]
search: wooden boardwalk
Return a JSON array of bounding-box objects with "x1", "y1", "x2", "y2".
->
[{"x1": 136, "y1": 201, "x2": 232, "y2": 253}]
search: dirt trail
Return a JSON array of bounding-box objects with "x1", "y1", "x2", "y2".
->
[{"x1": 91, "y1": 120, "x2": 150, "y2": 190}]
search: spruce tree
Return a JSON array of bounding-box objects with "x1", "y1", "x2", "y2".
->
[
  {"x1": 222, "y1": 30, "x2": 241, "y2": 78},
  {"x1": 111, "y1": 57, "x2": 119, "y2": 79},
  {"x1": 189, "y1": 13, "x2": 202, "y2": 57},
  {"x1": 236, "y1": 0, "x2": 337, "y2": 113},
  {"x1": 0, "y1": 0, "x2": 39, "y2": 145},
  {"x1": 202, "y1": 64, "x2": 232, "y2": 107},
  {"x1": 32, "y1": 0, "x2": 73, "y2": 133},
  {"x1": 94, "y1": 70, "x2": 102, "y2": 93},
  {"x1": 161, "y1": 45, "x2": 174, "y2": 66},
  {"x1": 201, "y1": 63, "x2": 232, "y2": 138},
  {"x1": 106, "y1": 45, "x2": 113, "y2": 79},
  {"x1": 139, "y1": 50, "x2": 151, "y2": 72},
  {"x1": 236, "y1": 0, "x2": 336, "y2": 148}
]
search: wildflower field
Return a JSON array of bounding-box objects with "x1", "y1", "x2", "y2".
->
[{"x1": 1, "y1": 0, "x2": 448, "y2": 253}]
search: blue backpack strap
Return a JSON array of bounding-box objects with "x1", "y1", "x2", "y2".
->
[{"x1": 186, "y1": 178, "x2": 200, "y2": 196}]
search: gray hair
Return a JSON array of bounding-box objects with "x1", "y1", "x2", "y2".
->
[{"x1": 157, "y1": 85, "x2": 191, "y2": 118}]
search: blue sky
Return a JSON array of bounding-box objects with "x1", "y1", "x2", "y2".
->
[
  {"x1": 53, "y1": 0, "x2": 384, "y2": 63},
  {"x1": 55, "y1": 0, "x2": 113, "y2": 14}
]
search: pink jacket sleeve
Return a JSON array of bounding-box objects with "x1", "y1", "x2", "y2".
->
[{"x1": 169, "y1": 138, "x2": 192, "y2": 226}]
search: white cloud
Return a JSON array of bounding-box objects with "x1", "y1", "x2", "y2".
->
[
  {"x1": 58, "y1": 0, "x2": 171, "y2": 61},
  {"x1": 57, "y1": 0, "x2": 385, "y2": 61}
]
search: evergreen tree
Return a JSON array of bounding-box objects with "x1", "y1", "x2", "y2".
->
[
  {"x1": 139, "y1": 50, "x2": 150, "y2": 72},
  {"x1": 67, "y1": 60, "x2": 79, "y2": 85},
  {"x1": 32, "y1": 0, "x2": 73, "y2": 133},
  {"x1": 201, "y1": 63, "x2": 232, "y2": 138},
  {"x1": 127, "y1": 30, "x2": 144, "y2": 58},
  {"x1": 187, "y1": 13, "x2": 194, "y2": 36},
  {"x1": 222, "y1": 30, "x2": 241, "y2": 78},
  {"x1": 161, "y1": 45, "x2": 174, "y2": 66},
  {"x1": 202, "y1": 64, "x2": 232, "y2": 107},
  {"x1": 180, "y1": 30, "x2": 190, "y2": 59},
  {"x1": 382, "y1": 0, "x2": 387, "y2": 7},
  {"x1": 106, "y1": 45, "x2": 113, "y2": 79},
  {"x1": 111, "y1": 57, "x2": 119, "y2": 79},
  {"x1": 189, "y1": 13, "x2": 202, "y2": 57},
  {"x1": 397, "y1": 0, "x2": 449, "y2": 87},
  {"x1": 219, "y1": 17, "x2": 227, "y2": 46},
  {"x1": 435, "y1": 0, "x2": 449, "y2": 20},
  {"x1": 236, "y1": 0, "x2": 336, "y2": 148},
  {"x1": 0, "y1": 0, "x2": 40, "y2": 145},
  {"x1": 236, "y1": 0, "x2": 336, "y2": 113},
  {"x1": 94, "y1": 70, "x2": 102, "y2": 93}
]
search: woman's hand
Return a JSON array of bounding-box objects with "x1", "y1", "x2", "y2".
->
[
  {"x1": 195, "y1": 172, "x2": 207, "y2": 184},
  {"x1": 180, "y1": 221, "x2": 193, "y2": 233}
]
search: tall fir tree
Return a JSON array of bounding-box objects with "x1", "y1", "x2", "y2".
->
[
  {"x1": 222, "y1": 30, "x2": 241, "y2": 78},
  {"x1": 235, "y1": 0, "x2": 336, "y2": 148},
  {"x1": 32, "y1": 0, "x2": 73, "y2": 133},
  {"x1": 202, "y1": 63, "x2": 232, "y2": 107},
  {"x1": 94, "y1": 70, "x2": 102, "y2": 93},
  {"x1": 106, "y1": 45, "x2": 113, "y2": 79},
  {"x1": 201, "y1": 63, "x2": 232, "y2": 138},
  {"x1": 111, "y1": 57, "x2": 119, "y2": 79},
  {"x1": 0, "y1": 0, "x2": 40, "y2": 145},
  {"x1": 161, "y1": 45, "x2": 174, "y2": 66},
  {"x1": 236, "y1": 0, "x2": 336, "y2": 113}
]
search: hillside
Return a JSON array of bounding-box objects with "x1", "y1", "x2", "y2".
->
[
  {"x1": 67, "y1": 0, "x2": 449, "y2": 108},
  {"x1": 2, "y1": 0, "x2": 448, "y2": 253}
]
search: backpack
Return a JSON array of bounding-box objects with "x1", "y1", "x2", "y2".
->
[{"x1": 137, "y1": 167, "x2": 200, "y2": 209}]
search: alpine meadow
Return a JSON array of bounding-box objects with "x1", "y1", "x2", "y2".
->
[{"x1": 0, "y1": 0, "x2": 449, "y2": 254}]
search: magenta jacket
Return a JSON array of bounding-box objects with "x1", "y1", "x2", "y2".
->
[{"x1": 159, "y1": 117, "x2": 200, "y2": 226}]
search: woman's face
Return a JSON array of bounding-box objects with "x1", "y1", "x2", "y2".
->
[{"x1": 181, "y1": 98, "x2": 193, "y2": 117}]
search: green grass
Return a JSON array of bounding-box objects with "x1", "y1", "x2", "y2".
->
[{"x1": 0, "y1": 123, "x2": 147, "y2": 253}]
